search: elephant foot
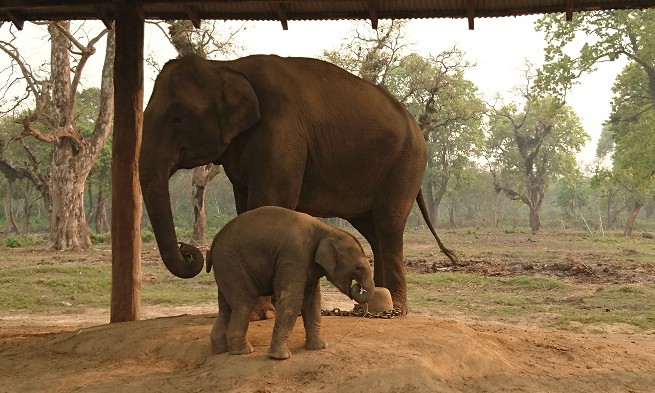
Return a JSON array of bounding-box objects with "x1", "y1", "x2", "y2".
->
[
  {"x1": 268, "y1": 344, "x2": 291, "y2": 360},
  {"x1": 305, "y1": 338, "x2": 328, "y2": 350},
  {"x1": 228, "y1": 340, "x2": 253, "y2": 355},
  {"x1": 392, "y1": 300, "x2": 408, "y2": 316},
  {"x1": 250, "y1": 296, "x2": 277, "y2": 321},
  {"x1": 211, "y1": 336, "x2": 228, "y2": 354}
]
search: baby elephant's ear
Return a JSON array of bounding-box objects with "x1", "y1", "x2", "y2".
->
[{"x1": 315, "y1": 238, "x2": 338, "y2": 277}]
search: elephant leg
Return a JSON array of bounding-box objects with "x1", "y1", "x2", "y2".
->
[
  {"x1": 232, "y1": 183, "x2": 248, "y2": 215},
  {"x1": 250, "y1": 296, "x2": 276, "y2": 321},
  {"x1": 211, "y1": 289, "x2": 230, "y2": 354},
  {"x1": 226, "y1": 298, "x2": 257, "y2": 355},
  {"x1": 349, "y1": 217, "x2": 382, "y2": 287},
  {"x1": 373, "y1": 213, "x2": 409, "y2": 313},
  {"x1": 268, "y1": 284, "x2": 304, "y2": 359},
  {"x1": 301, "y1": 281, "x2": 327, "y2": 350}
]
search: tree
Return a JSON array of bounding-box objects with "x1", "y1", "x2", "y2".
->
[
  {"x1": 387, "y1": 50, "x2": 485, "y2": 223},
  {"x1": 0, "y1": 22, "x2": 114, "y2": 249},
  {"x1": 324, "y1": 26, "x2": 485, "y2": 225},
  {"x1": 536, "y1": 9, "x2": 655, "y2": 107},
  {"x1": 537, "y1": 10, "x2": 655, "y2": 235},
  {"x1": 485, "y1": 65, "x2": 588, "y2": 233},
  {"x1": 591, "y1": 64, "x2": 655, "y2": 235},
  {"x1": 322, "y1": 20, "x2": 409, "y2": 84}
]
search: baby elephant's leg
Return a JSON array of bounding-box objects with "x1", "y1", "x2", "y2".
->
[
  {"x1": 210, "y1": 290, "x2": 230, "y2": 354},
  {"x1": 226, "y1": 296, "x2": 257, "y2": 355},
  {"x1": 302, "y1": 281, "x2": 327, "y2": 350},
  {"x1": 268, "y1": 285, "x2": 304, "y2": 359}
]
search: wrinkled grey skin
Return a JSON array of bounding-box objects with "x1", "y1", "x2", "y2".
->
[
  {"x1": 139, "y1": 54, "x2": 456, "y2": 313},
  {"x1": 207, "y1": 206, "x2": 374, "y2": 359}
]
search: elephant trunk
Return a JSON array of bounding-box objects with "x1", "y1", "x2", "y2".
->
[
  {"x1": 350, "y1": 274, "x2": 375, "y2": 304},
  {"x1": 140, "y1": 161, "x2": 204, "y2": 279}
]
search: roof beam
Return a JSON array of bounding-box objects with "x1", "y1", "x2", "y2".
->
[
  {"x1": 4, "y1": 10, "x2": 24, "y2": 30},
  {"x1": 276, "y1": 3, "x2": 288, "y2": 30},
  {"x1": 466, "y1": 0, "x2": 475, "y2": 30},
  {"x1": 566, "y1": 0, "x2": 574, "y2": 21},
  {"x1": 94, "y1": 6, "x2": 113, "y2": 29},
  {"x1": 367, "y1": 0, "x2": 378, "y2": 30},
  {"x1": 184, "y1": 5, "x2": 201, "y2": 29}
]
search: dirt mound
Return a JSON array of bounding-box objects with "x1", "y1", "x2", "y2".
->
[{"x1": 2, "y1": 314, "x2": 655, "y2": 393}]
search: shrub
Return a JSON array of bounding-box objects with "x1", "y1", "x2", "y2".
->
[
  {"x1": 89, "y1": 232, "x2": 111, "y2": 245},
  {"x1": 2, "y1": 237, "x2": 22, "y2": 248},
  {"x1": 141, "y1": 229, "x2": 155, "y2": 243}
]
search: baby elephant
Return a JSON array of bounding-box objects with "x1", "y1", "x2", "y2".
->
[{"x1": 207, "y1": 206, "x2": 375, "y2": 359}]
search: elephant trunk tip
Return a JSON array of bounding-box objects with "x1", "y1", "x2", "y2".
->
[
  {"x1": 162, "y1": 242, "x2": 205, "y2": 278},
  {"x1": 350, "y1": 283, "x2": 374, "y2": 304}
]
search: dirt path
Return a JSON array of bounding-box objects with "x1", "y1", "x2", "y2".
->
[{"x1": 2, "y1": 307, "x2": 655, "y2": 393}]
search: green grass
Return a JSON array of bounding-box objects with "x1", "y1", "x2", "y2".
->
[
  {"x1": 2, "y1": 263, "x2": 654, "y2": 332},
  {"x1": 0, "y1": 264, "x2": 112, "y2": 311},
  {"x1": 405, "y1": 272, "x2": 655, "y2": 331},
  {"x1": 0, "y1": 263, "x2": 217, "y2": 312},
  {"x1": 1, "y1": 227, "x2": 654, "y2": 333}
]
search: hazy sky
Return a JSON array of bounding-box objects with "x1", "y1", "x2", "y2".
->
[{"x1": 3, "y1": 16, "x2": 627, "y2": 168}]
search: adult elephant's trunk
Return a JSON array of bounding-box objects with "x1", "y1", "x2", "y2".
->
[
  {"x1": 351, "y1": 274, "x2": 375, "y2": 304},
  {"x1": 140, "y1": 164, "x2": 204, "y2": 278}
]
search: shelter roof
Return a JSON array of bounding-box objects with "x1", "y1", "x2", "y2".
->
[{"x1": 1, "y1": 1, "x2": 654, "y2": 30}]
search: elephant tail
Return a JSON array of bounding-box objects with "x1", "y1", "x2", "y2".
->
[
  {"x1": 416, "y1": 189, "x2": 459, "y2": 264},
  {"x1": 206, "y1": 250, "x2": 213, "y2": 273}
]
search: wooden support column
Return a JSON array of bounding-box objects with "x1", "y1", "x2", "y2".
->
[{"x1": 110, "y1": 0, "x2": 144, "y2": 323}]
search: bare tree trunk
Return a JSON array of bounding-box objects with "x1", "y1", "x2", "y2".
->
[
  {"x1": 448, "y1": 197, "x2": 456, "y2": 227},
  {"x1": 49, "y1": 151, "x2": 93, "y2": 248},
  {"x1": 607, "y1": 189, "x2": 614, "y2": 228},
  {"x1": 5, "y1": 180, "x2": 20, "y2": 235},
  {"x1": 424, "y1": 183, "x2": 438, "y2": 224},
  {"x1": 22, "y1": 184, "x2": 33, "y2": 233},
  {"x1": 191, "y1": 164, "x2": 221, "y2": 247},
  {"x1": 624, "y1": 200, "x2": 642, "y2": 237},
  {"x1": 529, "y1": 206, "x2": 541, "y2": 234},
  {"x1": 35, "y1": 22, "x2": 115, "y2": 250},
  {"x1": 87, "y1": 183, "x2": 95, "y2": 220},
  {"x1": 47, "y1": 22, "x2": 92, "y2": 249},
  {"x1": 95, "y1": 180, "x2": 108, "y2": 233}
]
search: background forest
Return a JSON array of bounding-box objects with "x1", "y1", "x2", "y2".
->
[{"x1": 1, "y1": 11, "x2": 654, "y2": 249}]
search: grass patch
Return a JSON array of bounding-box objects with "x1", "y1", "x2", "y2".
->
[
  {"x1": 406, "y1": 272, "x2": 655, "y2": 331},
  {"x1": 0, "y1": 263, "x2": 217, "y2": 312},
  {"x1": 0, "y1": 264, "x2": 112, "y2": 311}
]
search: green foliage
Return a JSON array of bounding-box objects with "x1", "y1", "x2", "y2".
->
[
  {"x1": 485, "y1": 89, "x2": 588, "y2": 231},
  {"x1": 2, "y1": 237, "x2": 22, "y2": 248},
  {"x1": 1, "y1": 234, "x2": 46, "y2": 248},
  {"x1": 554, "y1": 176, "x2": 590, "y2": 220},
  {"x1": 537, "y1": 9, "x2": 655, "y2": 214},
  {"x1": 89, "y1": 231, "x2": 111, "y2": 245},
  {"x1": 536, "y1": 10, "x2": 655, "y2": 97},
  {"x1": 141, "y1": 229, "x2": 155, "y2": 243},
  {"x1": 321, "y1": 20, "x2": 408, "y2": 84}
]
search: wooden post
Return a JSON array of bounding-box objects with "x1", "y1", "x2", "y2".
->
[{"x1": 110, "y1": 0, "x2": 144, "y2": 323}]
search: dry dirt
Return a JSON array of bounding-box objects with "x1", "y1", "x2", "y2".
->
[{"x1": 2, "y1": 300, "x2": 655, "y2": 393}]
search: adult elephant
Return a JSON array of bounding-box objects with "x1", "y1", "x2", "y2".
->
[{"x1": 139, "y1": 54, "x2": 457, "y2": 313}]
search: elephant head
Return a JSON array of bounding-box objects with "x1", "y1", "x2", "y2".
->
[
  {"x1": 315, "y1": 236, "x2": 375, "y2": 304},
  {"x1": 139, "y1": 55, "x2": 260, "y2": 278}
]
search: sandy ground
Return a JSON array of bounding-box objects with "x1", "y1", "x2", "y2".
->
[{"x1": 2, "y1": 300, "x2": 655, "y2": 393}]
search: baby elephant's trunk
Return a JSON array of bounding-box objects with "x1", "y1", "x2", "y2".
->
[{"x1": 350, "y1": 277, "x2": 375, "y2": 304}]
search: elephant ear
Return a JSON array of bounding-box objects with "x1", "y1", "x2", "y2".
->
[
  {"x1": 315, "y1": 238, "x2": 340, "y2": 277},
  {"x1": 217, "y1": 68, "x2": 261, "y2": 145}
]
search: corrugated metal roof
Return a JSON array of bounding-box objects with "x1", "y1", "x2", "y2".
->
[{"x1": 1, "y1": 1, "x2": 653, "y2": 29}]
